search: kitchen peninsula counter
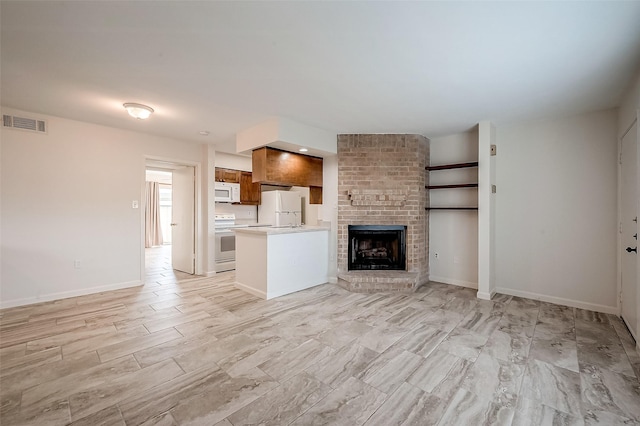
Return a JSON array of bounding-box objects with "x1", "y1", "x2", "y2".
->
[{"x1": 234, "y1": 226, "x2": 329, "y2": 299}]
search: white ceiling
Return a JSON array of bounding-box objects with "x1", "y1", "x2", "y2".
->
[{"x1": 2, "y1": 1, "x2": 640, "y2": 154}]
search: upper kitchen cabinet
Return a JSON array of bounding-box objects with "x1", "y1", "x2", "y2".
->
[
  {"x1": 252, "y1": 147, "x2": 323, "y2": 188},
  {"x1": 215, "y1": 168, "x2": 241, "y2": 183},
  {"x1": 215, "y1": 167, "x2": 260, "y2": 204},
  {"x1": 239, "y1": 171, "x2": 261, "y2": 205},
  {"x1": 309, "y1": 186, "x2": 323, "y2": 205}
]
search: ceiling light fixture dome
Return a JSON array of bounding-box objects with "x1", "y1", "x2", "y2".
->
[{"x1": 123, "y1": 103, "x2": 154, "y2": 120}]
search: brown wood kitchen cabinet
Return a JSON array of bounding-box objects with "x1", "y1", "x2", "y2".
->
[
  {"x1": 252, "y1": 147, "x2": 323, "y2": 197},
  {"x1": 215, "y1": 168, "x2": 240, "y2": 183},
  {"x1": 239, "y1": 171, "x2": 261, "y2": 205},
  {"x1": 309, "y1": 186, "x2": 323, "y2": 205}
]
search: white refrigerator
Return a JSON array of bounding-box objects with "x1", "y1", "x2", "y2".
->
[{"x1": 258, "y1": 191, "x2": 302, "y2": 226}]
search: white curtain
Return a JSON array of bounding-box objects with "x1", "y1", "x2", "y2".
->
[{"x1": 145, "y1": 181, "x2": 164, "y2": 248}]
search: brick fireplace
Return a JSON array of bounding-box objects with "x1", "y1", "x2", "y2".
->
[
  {"x1": 348, "y1": 225, "x2": 406, "y2": 271},
  {"x1": 337, "y1": 134, "x2": 429, "y2": 292}
]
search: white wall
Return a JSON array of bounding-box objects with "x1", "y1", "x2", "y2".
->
[
  {"x1": 1, "y1": 107, "x2": 209, "y2": 307},
  {"x1": 428, "y1": 130, "x2": 479, "y2": 288},
  {"x1": 215, "y1": 203, "x2": 258, "y2": 224},
  {"x1": 204, "y1": 144, "x2": 217, "y2": 276},
  {"x1": 494, "y1": 109, "x2": 619, "y2": 313},
  {"x1": 235, "y1": 117, "x2": 337, "y2": 155},
  {"x1": 618, "y1": 70, "x2": 640, "y2": 136},
  {"x1": 215, "y1": 151, "x2": 252, "y2": 171},
  {"x1": 477, "y1": 122, "x2": 497, "y2": 299},
  {"x1": 321, "y1": 154, "x2": 338, "y2": 283}
]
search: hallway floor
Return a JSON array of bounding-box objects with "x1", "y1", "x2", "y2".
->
[
  {"x1": 1, "y1": 274, "x2": 639, "y2": 425},
  {"x1": 145, "y1": 244, "x2": 195, "y2": 284}
]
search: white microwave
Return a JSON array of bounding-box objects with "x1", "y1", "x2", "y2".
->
[{"x1": 215, "y1": 182, "x2": 240, "y2": 203}]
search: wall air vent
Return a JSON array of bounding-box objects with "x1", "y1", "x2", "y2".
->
[{"x1": 2, "y1": 114, "x2": 47, "y2": 134}]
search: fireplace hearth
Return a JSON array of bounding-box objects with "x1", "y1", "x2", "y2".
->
[{"x1": 348, "y1": 225, "x2": 406, "y2": 271}]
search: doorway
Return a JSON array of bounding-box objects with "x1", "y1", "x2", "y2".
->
[{"x1": 144, "y1": 159, "x2": 197, "y2": 283}]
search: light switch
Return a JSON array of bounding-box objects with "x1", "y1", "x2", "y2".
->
[{"x1": 132, "y1": 200, "x2": 139, "y2": 209}]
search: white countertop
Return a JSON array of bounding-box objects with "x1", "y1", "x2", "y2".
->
[{"x1": 234, "y1": 225, "x2": 330, "y2": 235}]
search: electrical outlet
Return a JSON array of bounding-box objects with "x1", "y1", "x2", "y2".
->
[
  {"x1": 74, "y1": 260, "x2": 81, "y2": 269},
  {"x1": 434, "y1": 252, "x2": 439, "y2": 259},
  {"x1": 132, "y1": 200, "x2": 139, "y2": 209}
]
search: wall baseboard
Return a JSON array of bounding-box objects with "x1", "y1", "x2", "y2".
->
[
  {"x1": 234, "y1": 280, "x2": 328, "y2": 300},
  {"x1": 0, "y1": 280, "x2": 143, "y2": 309},
  {"x1": 495, "y1": 287, "x2": 618, "y2": 315},
  {"x1": 234, "y1": 281, "x2": 267, "y2": 300},
  {"x1": 328, "y1": 276, "x2": 338, "y2": 284},
  {"x1": 429, "y1": 276, "x2": 478, "y2": 290},
  {"x1": 476, "y1": 290, "x2": 495, "y2": 301},
  {"x1": 205, "y1": 271, "x2": 217, "y2": 278}
]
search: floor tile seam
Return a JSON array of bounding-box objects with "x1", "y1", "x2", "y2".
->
[
  {"x1": 287, "y1": 375, "x2": 379, "y2": 426},
  {"x1": 69, "y1": 404, "x2": 126, "y2": 425},
  {"x1": 457, "y1": 357, "x2": 524, "y2": 412},
  {"x1": 614, "y1": 334, "x2": 639, "y2": 357},
  {"x1": 514, "y1": 307, "x2": 542, "y2": 404},
  {"x1": 613, "y1": 335, "x2": 640, "y2": 382},
  {"x1": 339, "y1": 347, "x2": 389, "y2": 384},
  {"x1": 20, "y1": 354, "x2": 143, "y2": 407},
  {"x1": 516, "y1": 378, "x2": 579, "y2": 421},
  {"x1": 575, "y1": 328, "x2": 637, "y2": 354},
  {"x1": 0, "y1": 319, "x2": 68, "y2": 337},
  {"x1": 359, "y1": 380, "x2": 418, "y2": 425},
  {"x1": 608, "y1": 314, "x2": 633, "y2": 339},
  {"x1": 361, "y1": 354, "x2": 423, "y2": 395},
  {"x1": 97, "y1": 330, "x2": 184, "y2": 363},
  {"x1": 577, "y1": 358, "x2": 640, "y2": 384},
  {"x1": 116, "y1": 364, "x2": 231, "y2": 424},
  {"x1": 538, "y1": 358, "x2": 584, "y2": 417},
  {"x1": 77, "y1": 360, "x2": 208, "y2": 423},
  {"x1": 34, "y1": 304, "x2": 128, "y2": 324},
  {"x1": 0, "y1": 346, "x2": 63, "y2": 376},
  {"x1": 0, "y1": 326, "x2": 89, "y2": 350},
  {"x1": 432, "y1": 385, "x2": 468, "y2": 426}
]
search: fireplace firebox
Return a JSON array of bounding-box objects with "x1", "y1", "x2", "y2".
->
[{"x1": 348, "y1": 225, "x2": 407, "y2": 271}]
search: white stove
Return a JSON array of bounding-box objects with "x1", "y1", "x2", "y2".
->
[
  {"x1": 214, "y1": 214, "x2": 249, "y2": 272},
  {"x1": 215, "y1": 213, "x2": 236, "y2": 229}
]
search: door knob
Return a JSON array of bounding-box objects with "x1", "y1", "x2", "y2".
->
[
  {"x1": 170, "y1": 223, "x2": 177, "y2": 226},
  {"x1": 626, "y1": 247, "x2": 637, "y2": 253}
]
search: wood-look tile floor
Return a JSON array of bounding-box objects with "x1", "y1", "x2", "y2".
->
[
  {"x1": 1, "y1": 270, "x2": 639, "y2": 425},
  {"x1": 145, "y1": 245, "x2": 196, "y2": 284}
]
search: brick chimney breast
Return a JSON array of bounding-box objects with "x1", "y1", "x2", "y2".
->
[{"x1": 337, "y1": 134, "x2": 429, "y2": 292}]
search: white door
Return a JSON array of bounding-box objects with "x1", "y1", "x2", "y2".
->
[
  {"x1": 621, "y1": 120, "x2": 638, "y2": 340},
  {"x1": 172, "y1": 166, "x2": 195, "y2": 274}
]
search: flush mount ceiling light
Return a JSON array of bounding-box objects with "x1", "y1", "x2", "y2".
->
[
  {"x1": 299, "y1": 147, "x2": 309, "y2": 152},
  {"x1": 123, "y1": 103, "x2": 154, "y2": 120},
  {"x1": 198, "y1": 130, "x2": 210, "y2": 136}
]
